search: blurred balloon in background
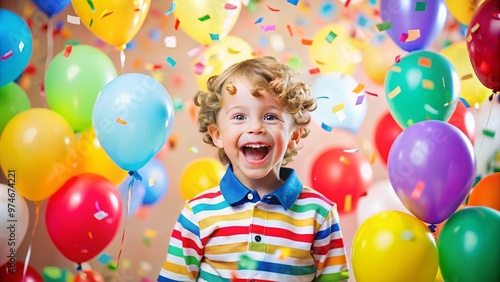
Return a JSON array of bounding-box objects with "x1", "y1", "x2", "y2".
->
[
  {"x1": 373, "y1": 111, "x2": 402, "y2": 166},
  {"x1": 117, "y1": 176, "x2": 146, "y2": 216},
  {"x1": 139, "y1": 158, "x2": 170, "y2": 206},
  {"x1": 474, "y1": 100, "x2": 500, "y2": 178},
  {"x1": 74, "y1": 269, "x2": 105, "y2": 282},
  {"x1": 45, "y1": 44, "x2": 117, "y2": 133},
  {"x1": 385, "y1": 50, "x2": 460, "y2": 129},
  {"x1": 362, "y1": 39, "x2": 405, "y2": 85},
  {"x1": 311, "y1": 73, "x2": 368, "y2": 133},
  {"x1": 180, "y1": 158, "x2": 226, "y2": 201},
  {"x1": 0, "y1": 82, "x2": 30, "y2": 136},
  {"x1": 444, "y1": 0, "x2": 483, "y2": 25},
  {"x1": 0, "y1": 261, "x2": 43, "y2": 282},
  {"x1": 193, "y1": 35, "x2": 254, "y2": 91},
  {"x1": 174, "y1": 0, "x2": 241, "y2": 46},
  {"x1": 32, "y1": 0, "x2": 71, "y2": 17},
  {"x1": 0, "y1": 9, "x2": 33, "y2": 87},
  {"x1": 467, "y1": 172, "x2": 500, "y2": 211}
]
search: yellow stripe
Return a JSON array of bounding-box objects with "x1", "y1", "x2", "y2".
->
[
  {"x1": 199, "y1": 209, "x2": 251, "y2": 229},
  {"x1": 206, "y1": 242, "x2": 248, "y2": 254},
  {"x1": 164, "y1": 262, "x2": 191, "y2": 276},
  {"x1": 265, "y1": 212, "x2": 317, "y2": 228}
]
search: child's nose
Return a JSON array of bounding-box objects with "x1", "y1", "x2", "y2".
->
[{"x1": 247, "y1": 120, "x2": 266, "y2": 134}]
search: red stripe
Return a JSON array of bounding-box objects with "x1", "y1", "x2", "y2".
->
[
  {"x1": 250, "y1": 224, "x2": 314, "y2": 243},
  {"x1": 171, "y1": 229, "x2": 203, "y2": 256},
  {"x1": 312, "y1": 238, "x2": 344, "y2": 255},
  {"x1": 189, "y1": 191, "x2": 221, "y2": 203},
  {"x1": 298, "y1": 190, "x2": 333, "y2": 205},
  {"x1": 202, "y1": 226, "x2": 249, "y2": 245}
]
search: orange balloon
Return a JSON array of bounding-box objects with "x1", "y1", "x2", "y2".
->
[
  {"x1": 467, "y1": 172, "x2": 500, "y2": 211},
  {"x1": 74, "y1": 269, "x2": 104, "y2": 282}
]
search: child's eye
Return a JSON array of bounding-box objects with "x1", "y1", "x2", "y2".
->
[
  {"x1": 233, "y1": 114, "x2": 246, "y2": 120},
  {"x1": 264, "y1": 114, "x2": 279, "y2": 121}
]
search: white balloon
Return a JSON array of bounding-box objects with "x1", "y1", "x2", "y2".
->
[
  {"x1": 0, "y1": 184, "x2": 30, "y2": 266},
  {"x1": 356, "y1": 179, "x2": 411, "y2": 225},
  {"x1": 473, "y1": 101, "x2": 500, "y2": 178}
]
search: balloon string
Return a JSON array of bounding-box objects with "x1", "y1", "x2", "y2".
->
[
  {"x1": 45, "y1": 18, "x2": 54, "y2": 75},
  {"x1": 120, "y1": 49, "x2": 126, "y2": 75},
  {"x1": 23, "y1": 201, "x2": 43, "y2": 279},
  {"x1": 475, "y1": 97, "x2": 495, "y2": 180}
]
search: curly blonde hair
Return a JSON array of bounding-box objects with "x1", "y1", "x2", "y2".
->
[{"x1": 194, "y1": 56, "x2": 316, "y2": 165}]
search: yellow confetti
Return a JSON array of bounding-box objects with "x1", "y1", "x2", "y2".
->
[
  {"x1": 370, "y1": 152, "x2": 377, "y2": 164},
  {"x1": 352, "y1": 83, "x2": 365, "y2": 94},
  {"x1": 339, "y1": 155, "x2": 349, "y2": 164},
  {"x1": 116, "y1": 117, "x2": 127, "y2": 125},
  {"x1": 470, "y1": 23, "x2": 480, "y2": 33},
  {"x1": 98, "y1": 9, "x2": 114, "y2": 19},
  {"x1": 388, "y1": 86, "x2": 401, "y2": 99},
  {"x1": 344, "y1": 194, "x2": 352, "y2": 212},
  {"x1": 421, "y1": 79, "x2": 435, "y2": 90},
  {"x1": 389, "y1": 66, "x2": 401, "y2": 73},
  {"x1": 148, "y1": 177, "x2": 156, "y2": 187},
  {"x1": 331, "y1": 103, "x2": 345, "y2": 113},
  {"x1": 228, "y1": 47, "x2": 240, "y2": 54},
  {"x1": 189, "y1": 146, "x2": 199, "y2": 153},
  {"x1": 461, "y1": 73, "x2": 473, "y2": 80},
  {"x1": 144, "y1": 229, "x2": 157, "y2": 239},
  {"x1": 405, "y1": 29, "x2": 421, "y2": 42},
  {"x1": 466, "y1": 34, "x2": 472, "y2": 42}
]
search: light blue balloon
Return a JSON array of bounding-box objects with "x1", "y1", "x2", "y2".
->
[
  {"x1": 117, "y1": 175, "x2": 146, "y2": 216},
  {"x1": 140, "y1": 158, "x2": 169, "y2": 206},
  {"x1": 32, "y1": 0, "x2": 71, "y2": 17},
  {"x1": 0, "y1": 9, "x2": 33, "y2": 87},
  {"x1": 311, "y1": 73, "x2": 368, "y2": 133},
  {"x1": 92, "y1": 73, "x2": 174, "y2": 171}
]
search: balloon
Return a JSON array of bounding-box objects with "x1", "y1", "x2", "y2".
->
[
  {"x1": 73, "y1": 128, "x2": 127, "y2": 186},
  {"x1": 71, "y1": 0, "x2": 150, "y2": 50},
  {"x1": 374, "y1": 111, "x2": 402, "y2": 165},
  {"x1": 0, "y1": 108, "x2": 77, "y2": 202},
  {"x1": 46, "y1": 174, "x2": 122, "y2": 263},
  {"x1": 467, "y1": 172, "x2": 500, "y2": 211},
  {"x1": 174, "y1": 0, "x2": 241, "y2": 45},
  {"x1": 32, "y1": 0, "x2": 71, "y2": 17},
  {"x1": 45, "y1": 45, "x2": 117, "y2": 133},
  {"x1": 444, "y1": 0, "x2": 483, "y2": 25},
  {"x1": 447, "y1": 101, "x2": 476, "y2": 144},
  {"x1": 380, "y1": 0, "x2": 447, "y2": 51},
  {"x1": 388, "y1": 120, "x2": 476, "y2": 224},
  {"x1": 440, "y1": 41, "x2": 491, "y2": 107},
  {"x1": 74, "y1": 269, "x2": 104, "y2": 282},
  {"x1": 92, "y1": 73, "x2": 175, "y2": 172},
  {"x1": 438, "y1": 207, "x2": 500, "y2": 282},
  {"x1": 117, "y1": 175, "x2": 146, "y2": 216},
  {"x1": 352, "y1": 211, "x2": 438, "y2": 282},
  {"x1": 0, "y1": 82, "x2": 30, "y2": 135},
  {"x1": 0, "y1": 185, "x2": 29, "y2": 267},
  {"x1": 474, "y1": 101, "x2": 500, "y2": 178},
  {"x1": 193, "y1": 35, "x2": 254, "y2": 91},
  {"x1": 385, "y1": 50, "x2": 461, "y2": 129},
  {"x1": 466, "y1": 0, "x2": 500, "y2": 91},
  {"x1": 140, "y1": 158, "x2": 169, "y2": 206},
  {"x1": 0, "y1": 9, "x2": 33, "y2": 87},
  {"x1": 356, "y1": 179, "x2": 411, "y2": 225},
  {"x1": 180, "y1": 158, "x2": 226, "y2": 201},
  {"x1": 309, "y1": 24, "x2": 360, "y2": 74},
  {"x1": 362, "y1": 39, "x2": 405, "y2": 85},
  {"x1": 42, "y1": 266, "x2": 75, "y2": 282},
  {"x1": 310, "y1": 73, "x2": 368, "y2": 133},
  {"x1": 0, "y1": 261, "x2": 43, "y2": 282},
  {"x1": 310, "y1": 147, "x2": 373, "y2": 213}
]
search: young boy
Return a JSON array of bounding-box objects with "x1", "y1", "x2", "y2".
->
[{"x1": 158, "y1": 56, "x2": 349, "y2": 281}]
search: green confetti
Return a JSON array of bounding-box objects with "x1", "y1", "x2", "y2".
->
[
  {"x1": 482, "y1": 129, "x2": 496, "y2": 138},
  {"x1": 90, "y1": 18, "x2": 93, "y2": 27},
  {"x1": 286, "y1": 55, "x2": 304, "y2": 70},
  {"x1": 64, "y1": 40, "x2": 80, "y2": 46},
  {"x1": 209, "y1": 33, "x2": 220, "y2": 41},
  {"x1": 107, "y1": 261, "x2": 118, "y2": 271},
  {"x1": 143, "y1": 236, "x2": 151, "y2": 246},
  {"x1": 172, "y1": 97, "x2": 184, "y2": 111},
  {"x1": 415, "y1": 1, "x2": 427, "y2": 11},
  {"x1": 237, "y1": 254, "x2": 258, "y2": 270},
  {"x1": 325, "y1": 31, "x2": 337, "y2": 44},
  {"x1": 376, "y1": 21, "x2": 392, "y2": 31},
  {"x1": 198, "y1": 14, "x2": 211, "y2": 21},
  {"x1": 87, "y1": 0, "x2": 96, "y2": 12}
]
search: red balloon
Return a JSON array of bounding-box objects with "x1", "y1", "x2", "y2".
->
[
  {"x1": 310, "y1": 147, "x2": 373, "y2": 213},
  {"x1": 466, "y1": 0, "x2": 500, "y2": 91},
  {"x1": 46, "y1": 173, "x2": 122, "y2": 263},
  {"x1": 74, "y1": 269, "x2": 105, "y2": 282},
  {"x1": 374, "y1": 111, "x2": 402, "y2": 165},
  {"x1": 447, "y1": 102, "x2": 475, "y2": 144},
  {"x1": 0, "y1": 261, "x2": 43, "y2": 282}
]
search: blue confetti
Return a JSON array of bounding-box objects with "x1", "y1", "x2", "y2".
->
[
  {"x1": 166, "y1": 57, "x2": 176, "y2": 67},
  {"x1": 254, "y1": 17, "x2": 264, "y2": 24},
  {"x1": 209, "y1": 33, "x2": 220, "y2": 41},
  {"x1": 287, "y1": 0, "x2": 299, "y2": 5},
  {"x1": 319, "y1": 2, "x2": 335, "y2": 19},
  {"x1": 258, "y1": 36, "x2": 268, "y2": 48},
  {"x1": 459, "y1": 97, "x2": 471, "y2": 108}
]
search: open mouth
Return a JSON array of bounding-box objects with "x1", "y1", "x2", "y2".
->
[{"x1": 242, "y1": 144, "x2": 270, "y2": 161}]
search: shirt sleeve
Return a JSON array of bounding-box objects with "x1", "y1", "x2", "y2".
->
[
  {"x1": 312, "y1": 204, "x2": 350, "y2": 282},
  {"x1": 158, "y1": 204, "x2": 204, "y2": 282}
]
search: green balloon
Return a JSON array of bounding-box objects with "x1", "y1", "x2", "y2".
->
[
  {"x1": 385, "y1": 50, "x2": 460, "y2": 129},
  {"x1": 438, "y1": 207, "x2": 500, "y2": 282},
  {"x1": 45, "y1": 44, "x2": 117, "y2": 133},
  {"x1": 0, "y1": 82, "x2": 31, "y2": 135}
]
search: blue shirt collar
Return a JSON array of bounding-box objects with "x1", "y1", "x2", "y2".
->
[{"x1": 220, "y1": 165, "x2": 303, "y2": 210}]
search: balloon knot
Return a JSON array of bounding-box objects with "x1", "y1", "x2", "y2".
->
[
  {"x1": 76, "y1": 263, "x2": 82, "y2": 272},
  {"x1": 428, "y1": 224, "x2": 437, "y2": 233},
  {"x1": 129, "y1": 170, "x2": 143, "y2": 182}
]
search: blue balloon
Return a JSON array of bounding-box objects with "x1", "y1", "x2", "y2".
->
[
  {"x1": 92, "y1": 73, "x2": 175, "y2": 171},
  {"x1": 32, "y1": 0, "x2": 70, "y2": 17},
  {"x1": 310, "y1": 73, "x2": 368, "y2": 133},
  {"x1": 117, "y1": 176, "x2": 146, "y2": 216},
  {"x1": 139, "y1": 158, "x2": 169, "y2": 206},
  {"x1": 0, "y1": 9, "x2": 33, "y2": 87}
]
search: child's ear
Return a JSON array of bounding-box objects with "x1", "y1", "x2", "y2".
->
[
  {"x1": 288, "y1": 128, "x2": 303, "y2": 150},
  {"x1": 208, "y1": 124, "x2": 223, "y2": 148}
]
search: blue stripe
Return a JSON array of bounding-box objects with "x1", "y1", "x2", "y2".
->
[
  {"x1": 178, "y1": 213, "x2": 200, "y2": 237},
  {"x1": 314, "y1": 222, "x2": 340, "y2": 240},
  {"x1": 157, "y1": 276, "x2": 179, "y2": 282},
  {"x1": 192, "y1": 201, "x2": 229, "y2": 214},
  {"x1": 256, "y1": 260, "x2": 315, "y2": 276}
]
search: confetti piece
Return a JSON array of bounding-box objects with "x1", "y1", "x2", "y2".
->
[
  {"x1": 395, "y1": 54, "x2": 401, "y2": 63},
  {"x1": 224, "y1": 3, "x2": 237, "y2": 9},
  {"x1": 194, "y1": 62, "x2": 204, "y2": 75},
  {"x1": 98, "y1": 253, "x2": 113, "y2": 265},
  {"x1": 174, "y1": 18, "x2": 180, "y2": 30},
  {"x1": 399, "y1": 33, "x2": 408, "y2": 42},
  {"x1": 317, "y1": 96, "x2": 329, "y2": 99},
  {"x1": 148, "y1": 177, "x2": 156, "y2": 187},
  {"x1": 336, "y1": 111, "x2": 346, "y2": 122},
  {"x1": 40, "y1": 83, "x2": 45, "y2": 97},
  {"x1": 411, "y1": 181, "x2": 425, "y2": 199},
  {"x1": 406, "y1": 29, "x2": 421, "y2": 42},
  {"x1": 67, "y1": 15, "x2": 80, "y2": 25},
  {"x1": 143, "y1": 237, "x2": 151, "y2": 246},
  {"x1": 482, "y1": 129, "x2": 496, "y2": 138},
  {"x1": 88, "y1": 231, "x2": 93, "y2": 239},
  {"x1": 301, "y1": 38, "x2": 313, "y2": 45},
  {"x1": 116, "y1": 117, "x2": 127, "y2": 125},
  {"x1": 254, "y1": 17, "x2": 264, "y2": 24},
  {"x1": 198, "y1": 14, "x2": 210, "y2": 21},
  {"x1": 355, "y1": 95, "x2": 365, "y2": 105},
  {"x1": 89, "y1": 18, "x2": 93, "y2": 27},
  {"x1": 370, "y1": 152, "x2": 377, "y2": 164},
  {"x1": 365, "y1": 91, "x2": 379, "y2": 97},
  {"x1": 461, "y1": 73, "x2": 473, "y2": 80},
  {"x1": 309, "y1": 68, "x2": 320, "y2": 74},
  {"x1": 287, "y1": 0, "x2": 299, "y2": 5},
  {"x1": 466, "y1": 34, "x2": 472, "y2": 42},
  {"x1": 260, "y1": 25, "x2": 276, "y2": 32},
  {"x1": 418, "y1": 57, "x2": 432, "y2": 68},
  {"x1": 321, "y1": 122, "x2": 332, "y2": 132},
  {"x1": 389, "y1": 66, "x2": 401, "y2": 72},
  {"x1": 164, "y1": 2, "x2": 176, "y2": 15},
  {"x1": 401, "y1": 230, "x2": 414, "y2": 240},
  {"x1": 459, "y1": 97, "x2": 471, "y2": 108},
  {"x1": 63, "y1": 45, "x2": 73, "y2": 57},
  {"x1": 424, "y1": 104, "x2": 439, "y2": 115},
  {"x1": 344, "y1": 194, "x2": 352, "y2": 212},
  {"x1": 315, "y1": 59, "x2": 325, "y2": 65},
  {"x1": 286, "y1": 24, "x2": 293, "y2": 36},
  {"x1": 107, "y1": 262, "x2": 117, "y2": 271},
  {"x1": 343, "y1": 148, "x2": 359, "y2": 153},
  {"x1": 376, "y1": 21, "x2": 392, "y2": 31},
  {"x1": 388, "y1": 86, "x2": 401, "y2": 99},
  {"x1": 415, "y1": 1, "x2": 426, "y2": 11},
  {"x1": 189, "y1": 146, "x2": 199, "y2": 153},
  {"x1": 94, "y1": 210, "x2": 108, "y2": 220},
  {"x1": 1, "y1": 50, "x2": 13, "y2": 61},
  {"x1": 238, "y1": 254, "x2": 258, "y2": 270},
  {"x1": 228, "y1": 47, "x2": 240, "y2": 54},
  {"x1": 164, "y1": 36, "x2": 177, "y2": 48},
  {"x1": 325, "y1": 31, "x2": 337, "y2": 44},
  {"x1": 166, "y1": 56, "x2": 176, "y2": 67},
  {"x1": 99, "y1": 9, "x2": 113, "y2": 19},
  {"x1": 210, "y1": 33, "x2": 219, "y2": 41},
  {"x1": 422, "y1": 79, "x2": 434, "y2": 90},
  {"x1": 352, "y1": 83, "x2": 365, "y2": 94},
  {"x1": 144, "y1": 229, "x2": 157, "y2": 239},
  {"x1": 18, "y1": 41, "x2": 24, "y2": 52},
  {"x1": 267, "y1": 4, "x2": 280, "y2": 11},
  {"x1": 87, "y1": 0, "x2": 96, "y2": 12},
  {"x1": 470, "y1": 23, "x2": 480, "y2": 33}
]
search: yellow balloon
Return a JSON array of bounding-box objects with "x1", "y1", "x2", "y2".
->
[
  {"x1": 174, "y1": 0, "x2": 242, "y2": 46},
  {"x1": 180, "y1": 158, "x2": 226, "y2": 200},
  {"x1": 193, "y1": 35, "x2": 254, "y2": 91},
  {"x1": 440, "y1": 41, "x2": 491, "y2": 108},
  {"x1": 352, "y1": 211, "x2": 438, "y2": 282},
  {"x1": 0, "y1": 108, "x2": 77, "y2": 202},
  {"x1": 71, "y1": 0, "x2": 151, "y2": 50},
  {"x1": 73, "y1": 128, "x2": 127, "y2": 186},
  {"x1": 362, "y1": 39, "x2": 405, "y2": 85},
  {"x1": 309, "y1": 24, "x2": 360, "y2": 74},
  {"x1": 444, "y1": 0, "x2": 484, "y2": 25}
]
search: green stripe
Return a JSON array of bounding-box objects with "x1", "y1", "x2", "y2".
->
[
  {"x1": 168, "y1": 246, "x2": 200, "y2": 267},
  {"x1": 290, "y1": 203, "x2": 329, "y2": 217},
  {"x1": 315, "y1": 270, "x2": 350, "y2": 281},
  {"x1": 198, "y1": 270, "x2": 230, "y2": 282}
]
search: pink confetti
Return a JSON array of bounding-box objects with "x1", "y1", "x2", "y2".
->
[
  {"x1": 399, "y1": 33, "x2": 408, "y2": 42},
  {"x1": 194, "y1": 62, "x2": 205, "y2": 75},
  {"x1": 260, "y1": 25, "x2": 276, "y2": 32},
  {"x1": 224, "y1": 3, "x2": 237, "y2": 10},
  {"x1": 40, "y1": 83, "x2": 45, "y2": 97},
  {"x1": 1, "y1": 50, "x2": 13, "y2": 61}
]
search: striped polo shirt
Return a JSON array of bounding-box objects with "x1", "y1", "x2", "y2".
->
[{"x1": 158, "y1": 166, "x2": 349, "y2": 282}]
